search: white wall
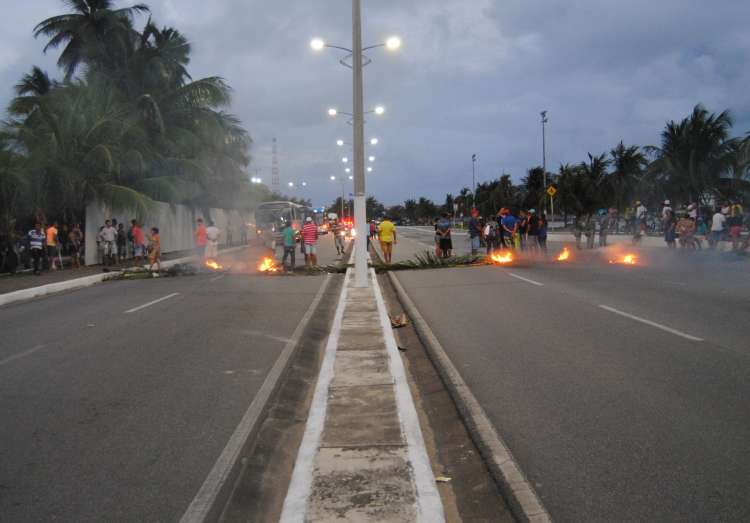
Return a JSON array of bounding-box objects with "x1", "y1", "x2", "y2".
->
[{"x1": 85, "y1": 200, "x2": 250, "y2": 265}]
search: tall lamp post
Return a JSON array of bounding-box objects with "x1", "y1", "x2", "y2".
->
[
  {"x1": 310, "y1": 8, "x2": 401, "y2": 287},
  {"x1": 541, "y1": 110, "x2": 550, "y2": 218},
  {"x1": 471, "y1": 154, "x2": 477, "y2": 209}
]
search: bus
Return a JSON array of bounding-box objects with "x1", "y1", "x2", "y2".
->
[{"x1": 255, "y1": 201, "x2": 313, "y2": 248}]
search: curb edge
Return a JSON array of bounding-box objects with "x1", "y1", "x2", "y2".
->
[{"x1": 387, "y1": 271, "x2": 552, "y2": 523}]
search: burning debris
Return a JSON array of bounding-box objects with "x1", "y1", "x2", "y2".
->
[
  {"x1": 489, "y1": 252, "x2": 514, "y2": 264},
  {"x1": 205, "y1": 260, "x2": 224, "y2": 270},
  {"x1": 557, "y1": 247, "x2": 571, "y2": 261},
  {"x1": 609, "y1": 254, "x2": 638, "y2": 265},
  {"x1": 258, "y1": 257, "x2": 281, "y2": 273}
]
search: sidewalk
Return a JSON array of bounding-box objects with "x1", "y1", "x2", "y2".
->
[{"x1": 280, "y1": 266, "x2": 444, "y2": 522}]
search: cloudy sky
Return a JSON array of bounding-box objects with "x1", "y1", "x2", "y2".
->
[{"x1": 2, "y1": 0, "x2": 749, "y2": 206}]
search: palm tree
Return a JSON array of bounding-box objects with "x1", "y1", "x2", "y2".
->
[
  {"x1": 647, "y1": 104, "x2": 738, "y2": 206},
  {"x1": 609, "y1": 142, "x2": 647, "y2": 211},
  {"x1": 34, "y1": 0, "x2": 149, "y2": 79}
]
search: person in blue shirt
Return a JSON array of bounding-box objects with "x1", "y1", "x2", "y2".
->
[
  {"x1": 467, "y1": 209, "x2": 482, "y2": 255},
  {"x1": 501, "y1": 212, "x2": 518, "y2": 250}
]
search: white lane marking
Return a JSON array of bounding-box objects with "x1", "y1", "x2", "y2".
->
[
  {"x1": 0, "y1": 344, "x2": 46, "y2": 367},
  {"x1": 243, "y1": 329, "x2": 292, "y2": 344},
  {"x1": 209, "y1": 274, "x2": 225, "y2": 282},
  {"x1": 124, "y1": 292, "x2": 180, "y2": 314},
  {"x1": 508, "y1": 273, "x2": 544, "y2": 287},
  {"x1": 280, "y1": 269, "x2": 351, "y2": 522},
  {"x1": 598, "y1": 305, "x2": 704, "y2": 342},
  {"x1": 181, "y1": 275, "x2": 332, "y2": 523},
  {"x1": 371, "y1": 268, "x2": 445, "y2": 522}
]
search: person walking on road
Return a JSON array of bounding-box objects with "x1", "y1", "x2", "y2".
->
[
  {"x1": 301, "y1": 216, "x2": 319, "y2": 267},
  {"x1": 282, "y1": 222, "x2": 296, "y2": 271},
  {"x1": 131, "y1": 219, "x2": 145, "y2": 267},
  {"x1": 378, "y1": 216, "x2": 397, "y2": 264},
  {"x1": 27, "y1": 222, "x2": 46, "y2": 275},
  {"x1": 100, "y1": 219, "x2": 118, "y2": 267},
  {"x1": 148, "y1": 227, "x2": 161, "y2": 272},
  {"x1": 46, "y1": 221, "x2": 59, "y2": 270},
  {"x1": 205, "y1": 220, "x2": 221, "y2": 260},
  {"x1": 195, "y1": 217, "x2": 207, "y2": 260}
]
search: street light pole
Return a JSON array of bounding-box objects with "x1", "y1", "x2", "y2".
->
[
  {"x1": 541, "y1": 110, "x2": 551, "y2": 218},
  {"x1": 352, "y1": 0, "x2": 367, "y2": 287},
  {"x1": 471, "y1": 154, "x2": 477, "y2": 209}
]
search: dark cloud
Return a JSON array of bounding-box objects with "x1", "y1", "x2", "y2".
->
[{"x1": 2, "y1": 0, "x2": 748, "y2": 205}]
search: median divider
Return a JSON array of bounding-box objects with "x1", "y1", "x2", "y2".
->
[
  {"x1": 0, "y1": 245, "x2": 249, "y2": 308},
  {"x1": 387, "y1": 270, "x2": 552, "y2": 523}
]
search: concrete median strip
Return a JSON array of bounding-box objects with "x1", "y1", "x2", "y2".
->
[
  {"x1": 388, "y1": 271, "x2": 552, "y2": 523},
  {"x1": 280, "y1": 267, "x2": 444, "y2": 522},
  {"x1": 180, "y1": 273, "x2": 332, "y2": 523},
  {"x1": 0, "y1": 245, "x2": 248, "y2": 308}
]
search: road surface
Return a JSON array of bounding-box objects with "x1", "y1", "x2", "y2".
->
[
  {"x1": 0, "y1": 241, "x2": 343, "y2": 522},
  {"x1": 391, "y1": 226, "x2": 750, "y2": 522}
]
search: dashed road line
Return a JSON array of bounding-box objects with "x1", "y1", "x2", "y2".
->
[
  {"x1": 599, "y1": 304, "x2": 703, "y2": 341},
  {"x1": 0, "y1": 344, "x2": 46, "y2": 367},
  {"x1": 508, "y1": 273, "x2": 544, "y2": 287},
  {"x1": 124, "y1": 292, "x2": 180, "y2": 314}
]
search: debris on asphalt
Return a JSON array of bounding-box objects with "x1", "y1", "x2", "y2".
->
[
  {"x1": 390, "y1": 313, "x2": 409, "y2": 328},
  {"x1": 435, "y1": 476, "x2": 452, "y2": 483}
]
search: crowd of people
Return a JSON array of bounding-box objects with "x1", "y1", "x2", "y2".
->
[
  {"x1": 574, "y1": 200, "x2": 747, "y2": 251},
  {"x1": 25, "y1": 220, "x2": 84, "y2": 275}
]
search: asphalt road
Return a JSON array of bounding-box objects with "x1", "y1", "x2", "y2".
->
[
  {"x1": 392, "y1": 227, "x2": 750, "y2": 522},
  {"x1": 0, "y1": 242, "x2": 342, "y2": 522}
]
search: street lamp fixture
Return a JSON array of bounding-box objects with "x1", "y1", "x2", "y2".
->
[
  {"x1": 368, "y1": 156, "x2": 375, "y2": 162},
  {"x1": 345, "y1": 167, "x2": 351, "y2": 173},
  {"x1": 327, "y1": 108, "x2": 338, "y2": 117},
  {"x1": 310, "y1": 38, "x2": 326, "y2": 51},
  {"x1": 342, "y1": 157, "x2": 349, "y2": 163},
  {"x1": 336, "y1": 139, "x2": 345, "y2": 146},
  {"x1": 370, "y1": 137, "x2": 379, "y2": 145},
  {"x1": 367, "y1": 166, "x2": 373, "y2": 173},
  {"x1": 330, "y1": 175, "x2": 336, "y2": 181},
  {"x1": 301, "y1": 181, "x2": 307, "y2": 187},
  {"x1": 385, "y1": 36, "x2": 402, "y2": 51},
  {"x1": 374, "y1": 105, "x2": 385, "y2": 115},
  {"x1": 348, "y1": 175, "x2": 354, "y2": 180},
  {"x1": 288, "y1": 181, "x2": 294, "y2": 187}
]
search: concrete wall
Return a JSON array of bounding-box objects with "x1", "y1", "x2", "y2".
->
[{"x1": 85, "y1": 200, "x2": 250, "y2": 266}]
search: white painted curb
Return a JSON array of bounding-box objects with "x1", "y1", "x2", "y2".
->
[{"x1": 0, "y1": 245, "x2": 249, "y2": 308}]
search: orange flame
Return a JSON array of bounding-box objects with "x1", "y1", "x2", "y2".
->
[
  {"x1": 557, "y1": 247, "x2": 570, "y2": 261},
  {"x1": 205, "y1": 260, "x2": 223, "y2": 270},
  {"x1": 258, "y1": 257, "x2": 279, "y2": 272},
  {"x1": 490, "y1": 252, "x2": 513, "y2": 264},
  {"x1": 609, "y1": 254, "x2": 638, "y2": 265}
]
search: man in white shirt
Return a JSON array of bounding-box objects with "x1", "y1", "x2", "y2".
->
[
  {"x1": 205, "y1": 220, "x2": 221, "y2": 259},
  {"x1": 661, "y1": 200, "x2": 673, "y2": 221},
  {"x1": 709, "y1": 209, "x2": 726, "y2": 249},
  {"x1": 99, "y1": 219, "x2": 118, "y2": 266}
]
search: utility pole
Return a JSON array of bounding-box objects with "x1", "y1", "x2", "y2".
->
[
  {"x1": 352, "y1": 0, "x2": 367, "y2": 287},
  {"x1": 271, "y1": 137, "x2": 280, "y2": 192},
  {"x1": 541, "y1": 111, "x2": 552, "y2": 219},
  {"x1": 472, "y1": 154, "x2": 477, "y2": 211}
]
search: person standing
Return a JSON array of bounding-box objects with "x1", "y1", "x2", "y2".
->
[
  {"x1": 517, "y1": 210, "x2": 528, "y2": 251},
  {"x1": 131, "y1": 219, "x2": 145, "y2": 267},
  {"x1": 301, "y1": 216, "x2": 319, "y2": 267},
  {"x1": 501, "y1": 211, "x2": 518, "y2": 250},
  {"x1": 281, "y1": 222, "x2": 296, "y2": 271},
  {"x1": 46, "y1": 221, "x2": 59, "y2": 270},
  {"x1": 436, "y1": 213, "x2": 452, "y2": 258},
  {"x1": 148, "y1": 227, "x2": 161, "y2": 272},
  {"x1": 68, "y1": 223, "x2": 83, "y2": 268},
  {"x1": 709, "y1": 208, "x2": 726, "y2": 249},
  {"x1": 332, "y1": 219, "x2": 345, "y2": 256},
  {"x1": 27, "y1": 222, "x2": 46, "y2": 275},
  {"x1": 527, "y1": 209, "x2": 539, "y2": 252},
  {"x1": 194, "y1": 217, "x2": 207, "y2": 260},
  {"x1": 100, "y1": 219, "x2": 118, "y2": 266},
  {"x1": 483, "y1": 218, "x2": 497, "y2": 255},
  {"x1": 537, "y1": 213, "x2": 548, "y2": 254},
  {"x1": 377, "y1": 216, "x2": 397, "y2": 264},
  {"x1": 205, "y1": 220, "x2": 221, "y2": 260},
  {"x1": 467, "y1": 209, "x2": 482, "y2": 255},
  {"x1": 727, "y1": 201, "x2": 744, "y2": 251},
  {"x1": 664, "y1": 210, "x2": 677, "y2": 248},
  {"x1": 116, "y1": 223, "x2": 127, "y2": 263}
]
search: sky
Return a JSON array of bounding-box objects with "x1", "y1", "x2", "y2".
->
[{"x1": 2, "y1": 0, "x2": 749, "y2": 207}]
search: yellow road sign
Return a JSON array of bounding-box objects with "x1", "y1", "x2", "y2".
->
[{"x1": 546, "y1": 186, "x2": 557, "y2": 197}]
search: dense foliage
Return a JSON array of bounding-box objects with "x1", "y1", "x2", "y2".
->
[{"x1": 0, "y1": 0, "x2": 278, "y2": 236}]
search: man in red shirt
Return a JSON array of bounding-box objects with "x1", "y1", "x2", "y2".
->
[
  {"x1": 301, "y1": 216, "x2": 319, "y2": 267},
  {"x1": 195, "y1": 218, "x2": 207, "y2": 259},
  {"x1": 131, "y1": 219, "x2": 145, "y2": 267}
]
